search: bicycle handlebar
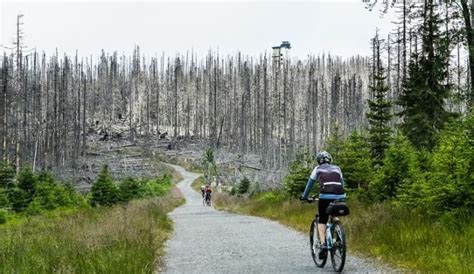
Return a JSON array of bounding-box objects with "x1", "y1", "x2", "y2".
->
[{"x1": 301, "y1": 195, "x2": 319, "y2": 203}]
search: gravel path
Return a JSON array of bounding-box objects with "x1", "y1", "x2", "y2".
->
[{"x1": 162, "y1": 164, "x2": 395, "y2": 273}]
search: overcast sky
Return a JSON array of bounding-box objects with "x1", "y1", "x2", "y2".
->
[{"x1": 0, "y1": 0, "x2": 397, "y2": 59}]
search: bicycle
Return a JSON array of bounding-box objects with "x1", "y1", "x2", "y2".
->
[
  {"x1": 203, "y1": 193, "x2": 211, "y2": 206},
  {"x1": 304, "y1": 196, "x2": 347, "y2": 272}
]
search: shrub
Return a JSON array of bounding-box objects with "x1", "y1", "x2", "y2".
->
[
  {"x1": 143, "y1": 175, "x2": 172, "y2": 197},
  {"x1": 16, "y1": 167, "x2": 37, "y2": 205},
  {"x1": 423, "y1": 112, "x2": 474, "y2": 215},
  {"x1": 32, "y1": 171, "x2": 85, "y2": 212},
  {"x1": 238, "y1": 177, "x2": 250, "y2": 194},
  {"x1": 33, "y1": 172, "x2": 62, "y2": 211},
  {"x1": 89, "y1": 165, "x2": 119, "y2": 206},
  {"x1": 8, "y1": 187, "x2": 30, "y2": 212},
  {"x1": 25, "y1": 198, "x2": 44, "y2": 215},
  {"x1": 119, "y1": 177, "x2": 144, "y2": 202},
  {"x1": 369, "y1": 133, "x2": 421, "y2": 202},
  {"x1": 61, "y1": 183, "x2": 87, "y2": 208},
  {"x1": 336, "y1": 131, "x2": 373, "y2": 190}
]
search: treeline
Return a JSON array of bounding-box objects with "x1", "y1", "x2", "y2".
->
[
  {"x1": 1, "y1": 43, "x2": 369, "y2": 174},
  {"x1": 1, "y1": 0, "x2": 471, "y2": 184},
  {"x1": 365, "y1": 0, "x2": 472, "y2": 111},
  {"x1": 0, "y1": 163, "x2": 173, "y2": 224},
  {"x1": 283, "y1": 0, "x2": 473, "y2": 218}
]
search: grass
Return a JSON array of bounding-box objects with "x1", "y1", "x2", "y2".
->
[
  {"x1": 156, "y1": 154, "x2": 206, "y2": 174},
  {"x1": 213, "y1": 191, "x2": 474, "y2": 273},
  {"x1": 0, "y1": 187, "x2": 185, "y2": 273},
  {"x1": 191, "y1": 176, "x2": 205, "y2": 192},
  {"x1": 150, "y1": 157, "x2": 184, "y2": 184}
]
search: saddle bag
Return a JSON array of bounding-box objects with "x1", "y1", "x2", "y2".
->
[{"x1": 326, "y1": 200, "x2": 350, "y2": 216}]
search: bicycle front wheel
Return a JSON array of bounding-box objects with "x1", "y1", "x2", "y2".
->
[
  {"x1": 330, "y1": 221, "x2": 346, "y2": 272},
  {"x1": 309, "y1": 218, "x2": 327, "y2": 268}
]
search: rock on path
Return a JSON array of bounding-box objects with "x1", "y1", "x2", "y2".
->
[{"x1": 162, "y1": 164, "x2": 395, "y2": 273}]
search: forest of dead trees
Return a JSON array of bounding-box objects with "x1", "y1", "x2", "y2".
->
[
  {"x1": 0, "y1": 44, "x2": 370, "y2": 174},
  {"x1": 1, "y1": 1, "x2": 471, "y2": 181}
]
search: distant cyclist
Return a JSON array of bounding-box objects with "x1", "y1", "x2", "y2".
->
[
  {"x1": 300, "y1": 151, "x2": 346, "y2": 260},
  {"x1": 201, "y1": 185, "x2": 206, "y2": 198},
  {"x1": 204, "y1": 185, "x2": 212, "y2": 205}
]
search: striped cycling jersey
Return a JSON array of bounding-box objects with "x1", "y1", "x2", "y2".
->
[{"x1": 302, "y1": 163, "x2": 346, "y2": 200}]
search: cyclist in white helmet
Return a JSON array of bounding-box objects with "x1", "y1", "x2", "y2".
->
[
  {"x1": 300, "y1": 151, "x2": 347, "y2": 260},
  {"x1": 200, "y1": 185, "x2": 205, "y2": 198}
]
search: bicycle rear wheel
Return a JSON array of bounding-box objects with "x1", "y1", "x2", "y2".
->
[
  {"x1": 309, "y1": 218, "x2": 327, "y2": 268},
  {"x1": 330, "y1": 221, "x2": 346, "y2": 272}
]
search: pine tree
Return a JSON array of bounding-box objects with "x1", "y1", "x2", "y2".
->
[
  {"x1": 397, "y1": 1, "x2": 453, "y2": 150},
  {"x1": 426, "y1": 110, "x2": 474, "y2": 215},
  {"x1": 369, "y1": 133, "x2": 420, "y2": 201},
  {"x1": 119, "y1": 177, "x2": 143, "y2": 202},
  {"x1": 366, "y1": 33, "x2": 392, "y2": 165},
  {"x1": 238, "y1": 177, "x2": 250, "y2": 194},
  {"x1": 17, "y1": 167, "x2": 37, "y2": 200},
  {"x1": 337, "y1": 131, "x2": 373, "y2": 190},
  {"x1": 90, "y1": 165, "x2": 119, "y2": 206}
]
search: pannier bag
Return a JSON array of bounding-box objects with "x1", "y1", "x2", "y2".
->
[{"x1": 326, "y1": 201, "x2": 350, "y2": 216}]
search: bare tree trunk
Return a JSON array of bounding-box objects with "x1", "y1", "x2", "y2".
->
[{"x1": 461, "y1": 0, "x2": 474, "y2": 106}]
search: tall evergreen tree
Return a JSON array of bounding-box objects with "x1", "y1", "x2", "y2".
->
[
  {"x1": 398, "y1": 0, "x2": 453, "y2": 150},
  {"x1": 367, "y1": 33, "x2": 393, "y2": 164}
]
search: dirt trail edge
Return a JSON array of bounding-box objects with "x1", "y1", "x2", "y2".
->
[{"x1": 161, "y1": 164, "x2": 395, "y2": 273}]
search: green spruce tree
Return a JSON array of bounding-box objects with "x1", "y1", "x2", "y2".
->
[
  {"x1": 238, "y1": 177, "x2": 250, "y2": 194},
  {"x1": 369, "y1": 133, "x2": 420, "y2": 201},
  {"x1": 337, "y1": 131, "x2": 373, "y2": 190},
  {"x1": 119, "y1": 177, "x2": 143, "y2": 202},
  {"x1": 90, "y1": 165, "x2": 119, "y2": 206},
  {"x1": 397, "y1": 0, "x2": 453, "y2": 150},
  {"x1": 366, "y1": 32, "x2": 392, "y2": 165}
]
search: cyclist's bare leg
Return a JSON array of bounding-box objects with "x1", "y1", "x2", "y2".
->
[{"x1": 318, "y1": 224, "x2": 326, "y2": 245}]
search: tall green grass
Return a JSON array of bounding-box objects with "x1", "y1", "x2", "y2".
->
[
  {"x1": 213, "y1": 191, "x2": 474, "y2": 273},
  {"x1": 0, "y1": 188, "x2": 184, "y2": 273}
]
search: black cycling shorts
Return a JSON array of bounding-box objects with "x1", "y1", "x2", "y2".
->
[{"x1": 318, "y1": 198, "x2": 336, "y2": 224}]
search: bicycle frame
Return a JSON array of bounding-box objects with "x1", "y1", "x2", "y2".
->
[
  {"x1": 306, "y1": 197, "x2": 343, "y2": 251},
  {"x1": 325, "y1": 219, "x2": 334, "y2": 250},
  {"x1": 313, "y1": 214, "x2": 335, "y2": 249}
]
